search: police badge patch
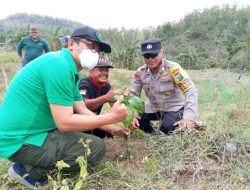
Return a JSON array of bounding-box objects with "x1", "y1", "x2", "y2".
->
[{"x1": 170, "y1": 66, "x2": 194, "y2": 93}]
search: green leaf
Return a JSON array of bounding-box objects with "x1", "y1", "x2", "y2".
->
[
  {"x1": 132, "y1": 129, "x2": 145, "y2": 138},
  {"x1": 113, "y1": 95, "x2": 130, "y2": 105},
  {"x1": 74, "y1": 180, "x2": 83, "y2": 190},
  {"x1": 114, "y1": 95, "x2": 144, "y2": 128},
  {"x1": 128, "y1": 96, "x2": 144, "y2": 114},
  {"x1": 113, "y1": 95, "x2": 120, "y2": 101},
  {"x1": 76, "y1": 156, "x2": 88, "y2": 180},
  {"x1": 56, "y1": 160, "x2": 70, "y2": 171},
  {"x1": 122, "y1": 106, "x2": 135, "y2": 128}
]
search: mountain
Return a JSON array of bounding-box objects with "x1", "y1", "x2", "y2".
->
[{"x1": 0, "y1": 13, "x2": 85, "y2": 31}]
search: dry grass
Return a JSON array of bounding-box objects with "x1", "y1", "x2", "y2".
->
[{"x1": 0, "y1": 49, "x2": 250, "y2": 189}]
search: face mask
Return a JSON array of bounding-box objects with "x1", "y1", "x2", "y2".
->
[{"x1": 79, "y1": 49, "x2": 99, "y2": 70}]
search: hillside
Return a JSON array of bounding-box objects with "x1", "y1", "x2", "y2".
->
[
  {"x1": 0, "y1": 13, "x2": 84, "y2": 32},
  {"x1": 0, "y1": 5, "x2": 250, "y2": 70}
]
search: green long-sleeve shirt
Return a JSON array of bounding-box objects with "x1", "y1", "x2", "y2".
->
[{"x1": 17, "y1": 36, "x2": 50, "y2": 63}]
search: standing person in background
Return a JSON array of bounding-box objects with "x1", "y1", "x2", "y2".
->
[
  {"x1": 0, "y1": 26, "x2": 128, "y2": 189},
  {"x1": 130, "y1": 38, "x2": 198, "y2": 134},
  {"x1": 17, "y1": 26, "x2": 50, "y2": 67},
  {"x1": 79, "y1": 58, "x2": 118, "y2": 138}
]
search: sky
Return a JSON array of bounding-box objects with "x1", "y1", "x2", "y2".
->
[{"x1": 0, "y1": 0, "x2": 249, "y2": 29}]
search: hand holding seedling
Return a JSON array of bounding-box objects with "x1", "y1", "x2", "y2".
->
[
  {"x1": 114, "y1": 87, "x2": 144, "y2": 128},
  {"x1": 129, "y1": 118, "x2": 140, "y2": 131},
  {"x1": 110, "y1": 125, "x2": 129, "y2": 136},
  {"x1": 105, "y1": 87, "x2": 119, "y2": 103},
  {"x1": 110, "y1": 95, "x2": 128, "y2": 123}
]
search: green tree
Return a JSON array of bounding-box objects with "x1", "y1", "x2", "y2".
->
[
  {"x1": 43, "y1": 27, "x2": 70, "y2": 51},
  {"x1": 103, "y1": 28, "x2": 141, "y2": 70},
  {"x1": 4, "y1": 26, "x2": 29, "y2": 50}
]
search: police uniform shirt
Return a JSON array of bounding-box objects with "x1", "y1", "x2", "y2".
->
[{"x1": 130, "y1": 59, "x2": 198, "y2": 120}]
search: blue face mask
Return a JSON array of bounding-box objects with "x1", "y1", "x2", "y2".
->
[{"x1": 79, "y1": 49, "x2": 99, "y2": 70}]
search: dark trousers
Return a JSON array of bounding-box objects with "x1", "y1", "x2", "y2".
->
[
  {"x1": 138, "y1": 108, "x2": 184, "y2": 134},
  {"x1": 85, "y1": 129, "x2": 113, "y2": 139},
  {"x1": 9, "y1": 130, "x2": 106, "y2": 179}
]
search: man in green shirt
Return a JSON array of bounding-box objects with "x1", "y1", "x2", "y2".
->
[
  {"x1": 0, "y1": 26, "x2": 128, "y2": 189},
  {"x1": 17, "y1": 26, "x2": 50, "y2": 67}
]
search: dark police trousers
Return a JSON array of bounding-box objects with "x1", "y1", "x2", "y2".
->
[{"x1": 138, "y1": 107, "x2": 184, "y2": 134}]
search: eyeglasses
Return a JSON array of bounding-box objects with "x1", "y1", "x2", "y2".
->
[
  {"x1": 79, "y1": 39, "x2": 100, "y2": 53},
  {"x1": 143, "y1": 53, "x2": 158, "y2": 59}
]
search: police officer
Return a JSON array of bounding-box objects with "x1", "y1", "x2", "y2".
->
[{"x1": 130, "y1": 38, "x2": 198, "y2": 134}]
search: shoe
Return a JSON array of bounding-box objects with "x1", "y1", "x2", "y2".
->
[{"x1": 8, "y1": 163, "x2": 47, "y2": 190}]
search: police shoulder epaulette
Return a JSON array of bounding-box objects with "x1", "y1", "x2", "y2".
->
[{"x1": 170, "y1": 63, "x2": 194, "y2": 93}]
